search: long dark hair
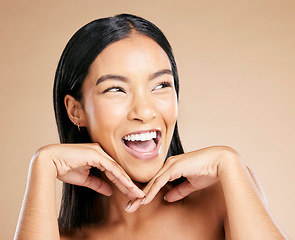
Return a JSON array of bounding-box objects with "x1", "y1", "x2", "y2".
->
[{"x1": 53, "y1": 13, "x2": 184, "y2": 232}]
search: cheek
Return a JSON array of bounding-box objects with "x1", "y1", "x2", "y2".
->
[
  {"x1": 84, "y1": 98, "x2": 127, "y2": 138},
  {"x1": 156, "y1": 94, "x2": 178, "y2": 124}
]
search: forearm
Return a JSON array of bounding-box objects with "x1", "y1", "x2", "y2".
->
[
  {"x1": 218, "y1": 148, "x2": 287, "y2": 240},
  {"x1": 14, "y1": 151, "x2": 60, "y2": 240}
]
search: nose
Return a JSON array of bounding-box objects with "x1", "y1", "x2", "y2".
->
[{"x1": 127, "y1": 92, "x2": 156, "y2": 123}]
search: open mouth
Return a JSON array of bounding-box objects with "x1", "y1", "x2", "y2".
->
[{"x1": 122, "y1": 130, "x2": 161, "y2": 160}]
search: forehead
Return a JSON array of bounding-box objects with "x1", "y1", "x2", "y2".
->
[{"x1": 88, "y1": 34, "x2": 171, "y2": 76}]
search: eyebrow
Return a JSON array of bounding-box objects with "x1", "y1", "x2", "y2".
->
[
  {"x1": 96, "y1": 75, "x2": 127, "y2": 85},
  {"x1": 95, "y1": 69, "x2": 173, "y2": 86},
  {"x1": 149, "y1": 69, "x2": 173, "y2": 80}
]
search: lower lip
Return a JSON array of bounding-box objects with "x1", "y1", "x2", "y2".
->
[{"x1": 122, "y1": 136, "x2": 161, "y2": 160}]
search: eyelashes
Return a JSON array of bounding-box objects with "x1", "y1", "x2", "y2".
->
[
  {"x1": 102, "y1": 81, "x2": 173, "y2": 94},
  {"x1": 154, "y1": 81, "x2": 172, "y2": 90},
  {"x1": 102, "y1": 86, "x2": 126, "y2": 94}
]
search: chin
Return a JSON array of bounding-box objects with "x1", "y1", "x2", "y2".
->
[{"x1": 129, "y1": 172, "x2": 157, "y2": 184}]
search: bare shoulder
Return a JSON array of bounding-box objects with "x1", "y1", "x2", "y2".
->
[
  {"x1": 185, "y1": 181, "x2": 226, "y2": 213},
  {"x1": 182, "y1": 181, "x2": 227, "y2": 236}
]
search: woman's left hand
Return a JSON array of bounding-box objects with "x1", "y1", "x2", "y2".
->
[
  {"x1": 125, "y1": 146, "x2": 233, "y2": 212},
  {"x1": 125, "y1": 146, "x2": 287, "y2": 239}
]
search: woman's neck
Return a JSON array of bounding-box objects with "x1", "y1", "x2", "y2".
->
[{"x1": 94, "y1": 177, "x2": 172, "y2": 228}]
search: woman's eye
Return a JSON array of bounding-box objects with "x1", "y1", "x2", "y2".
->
[
  {"x1": 153, "y1": 81, "x2": 172, "y2": 90},
  {"x1": 103, "y1": 86, "x2": 125, "y2": 94}
]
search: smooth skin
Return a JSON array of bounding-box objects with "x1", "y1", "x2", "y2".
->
[{"x1": 14, "y1": 34, "x2": 287, "y2": 240}]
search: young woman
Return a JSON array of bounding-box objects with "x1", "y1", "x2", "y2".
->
[{"x1": 14, "y1": 14, "x2": 287, "y2": 239}]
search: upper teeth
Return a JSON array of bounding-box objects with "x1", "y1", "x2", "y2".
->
[{"x1": 123, "y1": 131, "x2": 157, "y2": 142}]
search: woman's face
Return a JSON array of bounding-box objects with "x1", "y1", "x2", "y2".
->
[{"x1": 81, "y1": 34, "x2": 178, "y2": 182}]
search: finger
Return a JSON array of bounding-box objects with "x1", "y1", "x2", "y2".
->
[
  {"x1": 105, "y1": 171, "x2": 137, "y2": 200},
  {"x1": 107, "y1": 165, "x2": 145, "y2": 198},
  {"x1": 124, "y1": 197, "x2": 145, "y2": 213},
  {"x1": 89, "y1": 144, "x2": 137, "y2": 189},
  {"x1": 123, "y1": 164, "x2": 178, "y2": 213},
  {"x1": 152, "y1": 156, "x2": 179, "y2": 180},
  {"x1": 123, "y1": 158, "x2": 182, "y2": 212},
  {"x1": 144, "y1": 161, "x2": 185, "y2": 205},
  {"x1": 83, "y1": 175, "x2": 113, "y2": 196},
  {"x1": 143, "y1": 171, "x2": 178, "y2": 205},
  {"x1": 88, "y1": 144, "x2": 145, "y2": 198},
  {"x1": 105, "y1": 171, "x2": 143, "y2": 200},
  {"x1": 123, "y1": 180, "x2": 156, "y2": 213},
  {"x1": 105, "y1": 171, "x2": 133, "y2": 198},
  {"x1": 137, "y1": 156, "x2": 179, "y2": 197},
  {"x1": 94, "y1": 159, "x2": 145, "y2": 199},
  {"x1": 164, "y1": 180, "x2": 196, "y2": 202}
]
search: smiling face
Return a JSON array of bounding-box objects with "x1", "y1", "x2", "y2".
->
[{"x1": 80, "y1": 34, "x2": 178, "y2": 182}]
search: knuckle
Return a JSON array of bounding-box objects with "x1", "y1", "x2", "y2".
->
[
  {"x1": 90, "y1": 143, "x2": 105, "y2": 155},
  {"x1": 177, "y1": 186, "x2": 187, "y2": 197},
  {"x1": 92, "y1": 143, "x2": 101, "y2": 149},
  {"x1": 186, "y1": 181, "x2": 195, "y2": 190},
  {"x1": 165, "y1": 156, "x2": 175, "y2": 163},
  {"x1": 105, "y1": 171, "x2": 115, "y2": 181},
  {"x1": 153, "y1": 177, "x2": 162, "y2": 187},
  {"x1": 83, "y1": 177, "x2": 93, "y2": 187},
  {"x1": 218, "y1": 146, "x2": 239, "y2": 158},
  {"x1": 87, "y1": 147, "x2": 100, "y2": 159},
  {"x1": 177, "y1": 189, "x2": 185, "y2": 197},
  {"x1": 96, "y1": 178, "x2": 103, "y2": 189},
  {"x1": 111, "y1": 161, "x2": 117, "y2": 167},
  {"x1": 110, "y1": 177, "x2": 119, "y2": 185},
  {"x1": 164, "y1": 156, "x2": 179, "y2": 167}
]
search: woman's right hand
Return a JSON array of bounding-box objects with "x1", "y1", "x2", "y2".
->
[{"x1": 36, "y1": 143, "x2": 145, "y2": 200}]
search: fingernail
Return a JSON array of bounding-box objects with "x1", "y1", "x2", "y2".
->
[
  {"x1": 124, "y1": 201, "x2": 132, "y2": 211},
  {"x1": 164, "y1": 196, "x2": 167, "y2": 201},
  {"x1": 139, "y1": 189, "x2": 145, "y2": 196},
  {"x1": 141, "y1": 197, "x2": 146, "y2": 205}
]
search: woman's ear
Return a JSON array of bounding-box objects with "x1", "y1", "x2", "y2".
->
[{"x1": 64, "y1": 94, "x2": 87, "y2": 128}]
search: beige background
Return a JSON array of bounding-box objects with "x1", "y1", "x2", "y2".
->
[{"x1": 0, "y1": 0, "x2": 294, "y2": 239}]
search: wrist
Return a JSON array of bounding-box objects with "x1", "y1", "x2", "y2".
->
[
  {"x1": 30, "y1": 146, "x2": 58, "y2": 180},
  {"x1": 217, "y1": 146, "x2": 244, "y2": 180}
]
